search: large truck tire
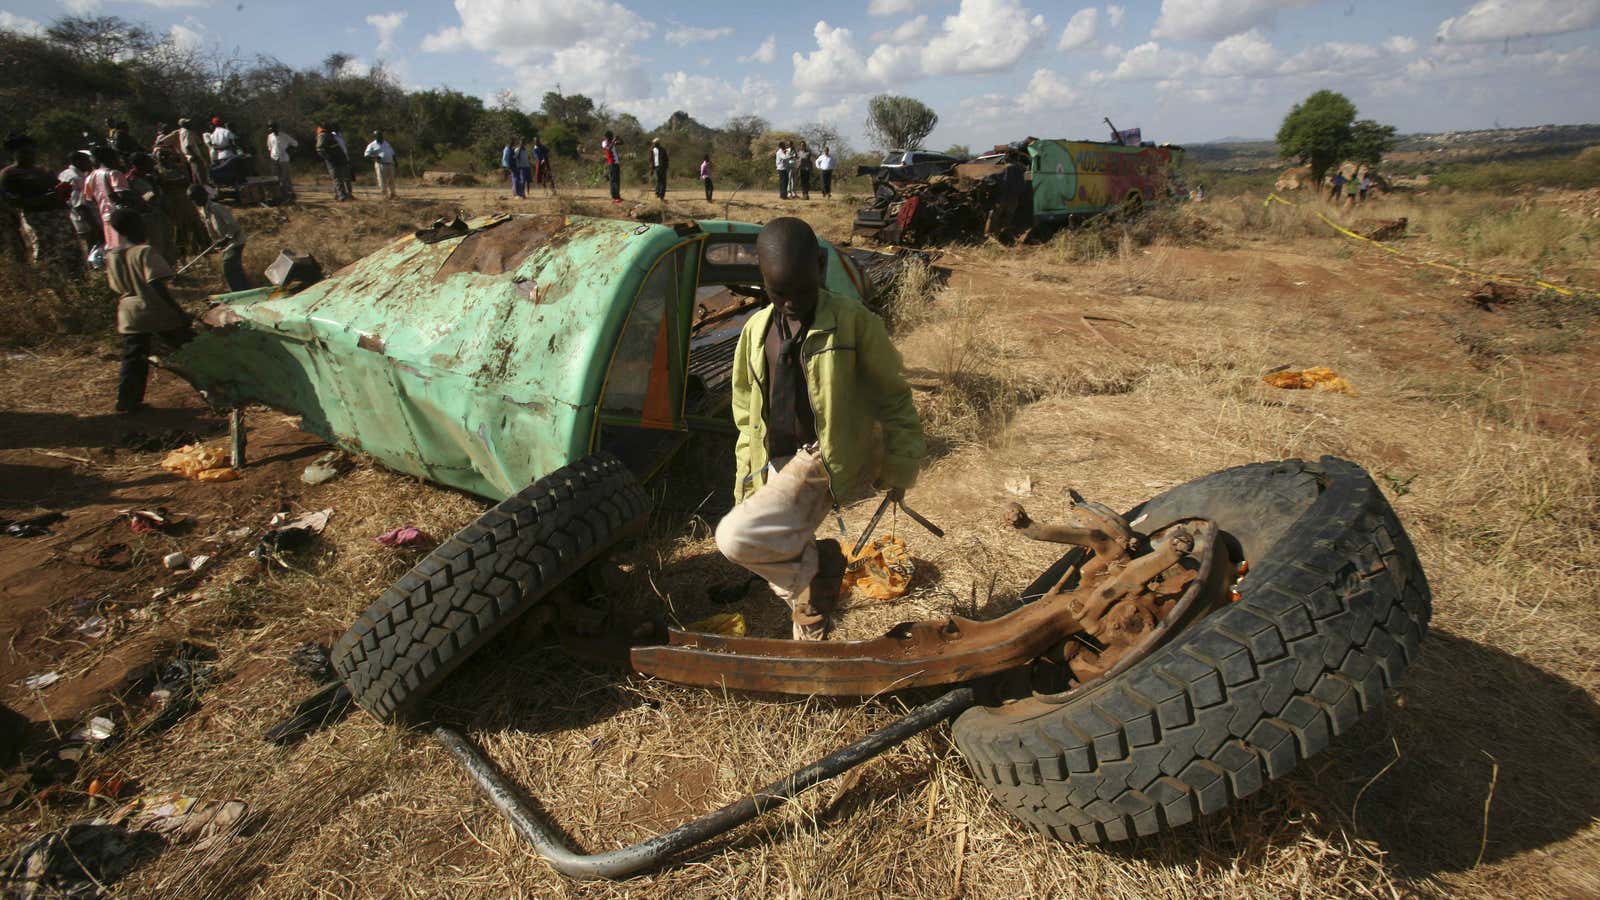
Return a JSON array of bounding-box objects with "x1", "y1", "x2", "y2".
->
[
  {"x1": 952, "y1": 457, "x2": 1430, "y2": 842},
  {"x1": 331, "y1": 452, "x2": 648, "y2": 722}
]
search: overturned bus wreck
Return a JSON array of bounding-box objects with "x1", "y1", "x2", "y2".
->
[
  {"x1": 168, "y1": 213, "x2": 1429, "y2": 879},
  {"x1": 854, "y1": 137, "x2": 1185, "y2": 246}
]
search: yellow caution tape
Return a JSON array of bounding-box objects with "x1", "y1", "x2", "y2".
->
[{"x1": 1262, "y1": 192, "x2": 1595, "y2": 298}]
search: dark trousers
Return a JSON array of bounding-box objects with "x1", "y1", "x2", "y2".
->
[
  {"x1": 509, "y1": 166, "x2": 527, "y2": 197},
  {"x1": 222, "y1": 244, "x2": 248, "y2": 292},
  {"x1": 118, "y1": 327, "x2": 194, "y2": 411},
  {"x1": 654, "y1": 168, "x2": 666, "y2": 199},
  {"x1": 703, "y1": 178, "x2": 713, "y2": 201},
  {"x1": 778, "y1": 170, "x2": 789, "y2": 199},
  {"x1": 799, "y1": 169, "x2": 812, "y2": 199},
  {"x1": 821, "y1": 170, "x2": 833, "y2": 197},
  {"x1": 608, "y1": 164, "x2": 621, "y2": 199}
]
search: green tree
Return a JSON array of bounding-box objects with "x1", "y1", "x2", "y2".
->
[
  {"x1": 541, "y1": 90, "x2": 596, "y2": 128},
  {"x1": 1275, "y1": 89, "x2": 1357, "y2": 184},
  {"x1": 865, "y1": 94, "x2": 938, "y2": 151},
  {"x1": 944, "y1": 143, "x2": 971, "y2": 159},
  {"x1": 1348, "y1": 119, "x2": 1398, "y2": 168}
]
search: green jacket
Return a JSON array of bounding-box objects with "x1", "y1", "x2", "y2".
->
[{"x1": 731, "y1": 289, "x2": 925, "y2": 504}]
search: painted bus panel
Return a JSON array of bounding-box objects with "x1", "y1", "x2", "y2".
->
[{"x1": 1027, "y1": 140, "x2": 1183, "y2": 221}]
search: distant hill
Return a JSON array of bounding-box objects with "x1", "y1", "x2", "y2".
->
[{"x1": 1186, "y1": 124, "x2": 1600, "y2": 172}]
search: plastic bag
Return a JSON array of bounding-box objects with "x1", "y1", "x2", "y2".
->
[
  {"x1": 160, "y1": 443, "x2": 240, "y2": 482},
  {"x1": 843, "y1": 535, "x2": 915, "y2": 602},
  {"x1": 1262, "y1": 366, "x2": 1355, "y2": 395}
]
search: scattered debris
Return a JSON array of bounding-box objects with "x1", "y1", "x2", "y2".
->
[
  {"x1": 1467, "y1": 280, "x2": 1538, "y2": 309},
  {"x1": 685, "y1": 612, "x2": 747, "y2": 636},
  {"x1": 87, "y1": 773, "x2": 129, "y2": 800},
  {"x1": 1262, "y1": 366, "x2": 1356, "y2": 395},
  {"x1": 161, "y1": 443, "x2": 240, "y2": 482},
  {"x1": 162, "y1": 552, "x2": 190, "y2": 570},
  {"x1": 286, "y1": 643, "x2": 335, "y2": 683},
  {"x1": 22, "y1": 672, "x2": 61, "y2": 690},
  {"x1": 1004, "y1": 476, "x2": 1035, "y2": 496},
  {"x1": 5, "y1": 512, "x2": 63, "y2": 538},
  {"x1": 375, "y1": 524, "x2": 434, "y2": 548},
  {"x1": 252, "y1": 509, "x2": 332, "y2": 566},
  {"x1": 1355, "y1": 217, "x2": 1408, "y2": 242},
  {"x1": 69, "y1": 716, "x2": 117, "y2": 743},
  {"x1": 300, "y1": 450, "x2": 346, "y2": 485},
  {"x1": 76, "y1": 616, "x2": 108, "y2": 639},
  {"x1": 187, "y1": 554, "x2": 211, "y2": 573},
  {"x1": 843, "y1": 536, "x2": 915, "y2": 603},
  {"x1": 2, "y1": 822, "x2": 160, "y2": 898},
  {"x1": 414, "y1": 212, "x2": 470, "y2": 243},
  {"x1": 112, "y1": 794, "x2": 249, "y2": 848},
  {"x1": 124, "y1": 508, "x2": 177, "y2": 533}
]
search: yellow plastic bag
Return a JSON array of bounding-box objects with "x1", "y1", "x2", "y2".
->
[
  {"x1": 843, "y1": 535, "x2": 915, "y2": 602},
  {"x1": 1262, "y1": 366, "x2": 1355, "y2": 395},
  {"x1": 161, "y1": 443, "x2": 240, "y2": 482},
  {"x1": 685, "y1": 612, "x2": 747, "y2": 636}
]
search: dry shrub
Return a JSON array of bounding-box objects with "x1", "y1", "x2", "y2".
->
[{"x1": 0, "y1": 258, "x2": 117, "y2": 348}]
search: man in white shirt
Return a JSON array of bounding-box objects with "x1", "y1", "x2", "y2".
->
[
  {"x1": 816, "y1": 146, "x2": 835, "y2": 198},
  {"x1": 206, "y1": 118, "x2": 238, "y2": 164},
  {"x1": 266, "y1": 122, "x2": 298, "y2": 200},
  {"x1": 775, "y1": 141, "x2": 792, "y2": 199},
  {"x1": 364, "y1": 130, "x2": 397, "y2": 199}
]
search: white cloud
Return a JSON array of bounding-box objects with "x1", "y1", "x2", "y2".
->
[
  {"x1": 1104, "y1": 41, "x2": 1197, "y2": 79},
  {"x1": 665, "y1": 24, "x2": 734, "y2": 46},
  {"x1": 1277, "y1": 40, "x2": 1382, "y2": 75},
  {"x1": 792, "y1": 22, "x2": 872, "y2": 104},
  {"x1": 868, "y1": 0, "x2": 916, "y2": 15},
  {"x1": 922, "y1": 0, "x2": 1049, "y2": 76},
  {"x1": 168, "y1": 22, "x2": 204, "y2": 52},
  {"x1": 0, "y1": 11, "x2": 44, "y2": 34},
  {"x1": 1019, "y1": 68, "x2": 1081, "y2": 111},
  {"x1": 366, "y1": 11, "x2": 406, "y2": 55},
  {"x1": 1152, "y1": 0, "x2": 1316, "y2": 42},
  {"x1": 61, "y1": 0, "x2": 102, "y2": 13},
  {"x1": 125, "y1": 0, "x2": 212, "y2": 7},
  {"x1": 1105, "y1": 4, "x2": 1125, "y2": 28},
  {"x1": 1437, "y1": 0, "x2": 1600, "y2": 43},
  {"x1": 1202, "y1": 28, "x2": 1279, "y2": 76},
  {"x1": 1383, "y1": 35, "x2": 1420, "y2": 54},
  {"x1": 740, "y1": 34, "x2": 777, "y2": 64},
  {"x1": 881, "y1": 15, "x2": 930, "y2": 43},
  {"x1": 623, "y1": 71, "x2": 777, "y2": 126},
  {"x1": 1101, "y1": 42, "x2": 1125, "y2": 58},
  {"x1": 1058, "y1": 7, "x2": 1099, "y2": 51},
  {"x1": 422, "y1": 0, "x2": 654, "y2": 105}
]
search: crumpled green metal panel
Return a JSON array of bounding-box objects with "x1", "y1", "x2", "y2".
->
[{"x1": 167, "y1": 215, "x2": 686, "y2": 500}]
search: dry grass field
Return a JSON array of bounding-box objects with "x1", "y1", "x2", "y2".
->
[{"x1": 1, "y1": 175, "x2": 1596, "y2": 898}]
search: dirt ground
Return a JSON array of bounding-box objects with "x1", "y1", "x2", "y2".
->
[{"x1": 1, "y1": 179, "x2": 1597, "y2": 898}]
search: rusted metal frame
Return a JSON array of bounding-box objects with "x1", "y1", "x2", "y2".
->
[{"x1": 626, "y1": 521, "x2": 1218, "y2": 697}]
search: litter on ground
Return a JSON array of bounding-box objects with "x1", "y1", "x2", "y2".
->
[
  {"x1": 1262, "y1": 366, "x2": 1356, "y2": 395},
  {"x1": 161, "y1": 444, "x2": 240, "y2": 482}
]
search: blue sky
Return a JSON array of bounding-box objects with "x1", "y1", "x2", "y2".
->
[{"x1": 3, "y1": 0, "x2": 1599, "y2": 149}]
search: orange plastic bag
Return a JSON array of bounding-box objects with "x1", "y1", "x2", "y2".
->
[
  {"x1": 842, "y1": 535, "x2": 915, "y2": 602},
  {"x1": 1262, "y1": 366, "x2": 1355, "y2": 395},
  {"x1": 161, "y1": 443, "x2": 240, "y2": 482}
]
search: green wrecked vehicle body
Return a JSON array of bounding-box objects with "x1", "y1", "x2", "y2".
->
[
  {"x1": 167, "y1": 213, "x2": 881, "y2": 500},
  {"x1": 179, "y1": 213, "x2": 1429, "y2": 880}
]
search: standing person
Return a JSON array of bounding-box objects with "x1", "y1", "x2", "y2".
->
[
  {"x1": 816, "y1": 146, "x2": 834, "y2": 198},
  {"x1": 1327, "y1": 169, "x2": 1346, "y2": 203},
  {"x1": 126, "y1": 153, "x2": 174, "y2": 265},
  {"x1": 187, "y1": 184, "x2": 249, "y2": 292},
  {"x1": 266, "y1": 122, "x2": 298, "y2": 200},
  {"x1": 0, "y1": 134, "x2": 78, "y2": 276},
  {"x1": 796, "y1": 141, "x2": 814, "y2": 200},
  {"x1": 109, "y1": 120, "x2": 140, "y2": 158},
  {"x1": 775, "y1": 141, "x2": 791, "y2": 199},
  {"x1": 715, "y1": 217, "x2": 925, "y2": 640},
  {"x1": 177, "y1": 118, "x2": 209, "y2": 187},
  {"x1": 365, "y1": 130, "x2": 397, "y2": 199},
  {"x1": 602, "y1": 130, "x2": 621, "y2": 203},
  {"x1": 81, "y1": 147, "x2": 132, "y2": 255},
  {"x1": 502, "y1": 138, "x2": 527, "y2": 198},
  {"x1": 316, "y1": 124, "x2": 352, "y2": 201},
  {"x1": 649, "y1": 138, "x2": 668, "y2": 200},
  {"x1": 516, "y1": 139, "x2": 532, "y2": 198},
  {"x1": 1345, "y1": 173, "x2": 1359, "y2": 209},
  {"x1": 1359, "y1": 173, "x2": 1372, "y2": 203},
  {"x1": 532, "y1": 137, "x2": 554, "y2": 194},
  {"x1": 206, "y1": 117, "x2": 239, "y2": 165},
  {"x1": 58, "y1": 151, "x2": 98, "y2": 257},
  {"x1": 104, "y1": 208, "x2": 193, "y2": 414},
  {"x1": 699, "y1": 153, "x2": 713, "y2": 202}
]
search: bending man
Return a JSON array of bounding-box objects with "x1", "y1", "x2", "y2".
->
[{"x1": 716, "y1": 217, "x2": 926, "y2": 639}]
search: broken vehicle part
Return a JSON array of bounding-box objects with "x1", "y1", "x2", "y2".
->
[{"x1": 435, "y1": 687, "x2": 976, "y2": 880}]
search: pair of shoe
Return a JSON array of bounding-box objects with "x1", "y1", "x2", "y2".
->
[{"x1": 791, "y1": 539, "x2": 846, "y2": 641}]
